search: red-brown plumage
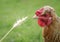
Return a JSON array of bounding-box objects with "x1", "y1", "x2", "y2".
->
[{"x1": 34, "y1": 6, "x2": 60, "y2": 42}]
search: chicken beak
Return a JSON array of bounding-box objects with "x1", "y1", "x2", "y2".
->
[{"x1": 33, "y1": 15, "x2": 38, "y2": 19}]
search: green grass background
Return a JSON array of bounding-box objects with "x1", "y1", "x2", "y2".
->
[{"x1": 0, "y1": 0, "x2": 60, "y2": 42}]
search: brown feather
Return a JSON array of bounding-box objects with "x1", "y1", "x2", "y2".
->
[
  {"x1": 42, "y1": 6, "x2": 60, "y2": 42},
  {"x1": 43, "y1": 17, "x2": 60, "y2": 42}
]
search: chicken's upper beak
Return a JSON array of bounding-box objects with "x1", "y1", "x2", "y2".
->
[{"x1": 33, "y1": 15, "x2": 38, "y2": 19}]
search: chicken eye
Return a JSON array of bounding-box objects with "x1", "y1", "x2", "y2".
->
[{"x1": 42, "y1": 14, "x2": 47, "y2": 17}]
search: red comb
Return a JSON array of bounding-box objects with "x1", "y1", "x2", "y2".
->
[{"x1": 35, "y1": 8, "x2": 44, "y2": 16}]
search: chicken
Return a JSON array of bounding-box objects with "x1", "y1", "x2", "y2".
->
[{"x1": 33, "y1": 6, "x2": 60, "y2": 42}]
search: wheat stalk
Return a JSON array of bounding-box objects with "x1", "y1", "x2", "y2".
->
[{"x1": 0, "y1": 16, "x2": 28, "y2": 42}]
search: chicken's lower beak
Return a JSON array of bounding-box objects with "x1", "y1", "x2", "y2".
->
[{"x1": 33, "y1": 15, "x2": 38, "y2": 19}]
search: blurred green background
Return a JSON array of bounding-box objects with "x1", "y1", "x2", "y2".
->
[{"x1": 0, "y1": 0, "x2": 60, "y2": 42}]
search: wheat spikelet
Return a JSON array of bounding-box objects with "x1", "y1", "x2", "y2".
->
[{"x1": 0, "y1": 16, "x2": 28, "y2": 42}]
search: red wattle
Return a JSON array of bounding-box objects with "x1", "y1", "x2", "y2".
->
[
  {"x1": 38, "y1": 16, "x2": 52, "y2": 27},
  {"x1": 38, "y1": 19, "x2": 46, "y2": 27}
]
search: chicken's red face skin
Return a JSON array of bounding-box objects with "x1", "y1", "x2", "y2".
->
[{"x1": 35, "y1": 8, "x2": 52, "y2": 27}]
